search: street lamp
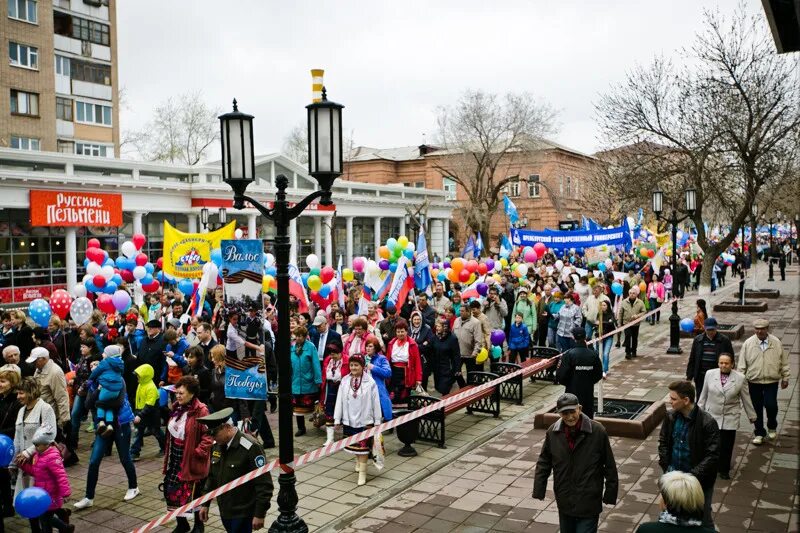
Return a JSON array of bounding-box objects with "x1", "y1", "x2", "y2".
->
[
  {"x1": 652, "y1": 186, "x2": 696, "y2": 354},
  {"x1": 200, "y1": 207, "x2": 227, "y2": 230},
  {"x1": 767, "y1": 211, "x2": 779, "y2": 282},
  {"x1": 219, "y1": 88, "x2": 343, "y2": 533}
]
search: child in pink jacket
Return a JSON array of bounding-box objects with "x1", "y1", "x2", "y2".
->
[{"x1": 19, "y1": 428, "x2": 73, "y2": 532}]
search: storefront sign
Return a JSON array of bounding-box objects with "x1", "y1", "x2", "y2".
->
[
  {"x1": 30, "y1": 190, "x2": 122, "y2": 227},
  {"x1": 0, "y1": 284, "x2": 65, "y2": 305}
]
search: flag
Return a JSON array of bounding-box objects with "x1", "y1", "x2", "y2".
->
[
  {"x1": 386, "y1": 256, "x2": 415, "y2": 308},
  {"x1": 415, "y1": 227, "x2": 433, "y2": 292},
  {"x1": 287, "y1": 264, "x2": 310, "y2": 314},
  {"x1": 162, "y1": 220, "x2": 236, "y2": 279},
  {"x1": 581, "y1": 215, "x2": 590, "y2": 231},
  {"x1": 475, "y1": 232, "x2": 484, "y2": 257},
  {"x1": 461, "y1": 275, "x2": 486, "y2": 300},
  {"x1": 500, "y1": 232, "x2": 513, "y2": 258},
  {"x1": 461, "y1": 234, "x2": 475, "y2": 259},
  {"x1": 503, "y1": 194, "x2": 519, "y2": 224},
  {"x1": 336, "y1": 255, "x2": 345, "y2": 309}
]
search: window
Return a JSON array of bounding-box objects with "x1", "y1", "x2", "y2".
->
[
  {"x1": 507, "y1": 175, "x2": 520, "y2": 197},
  {"x1": 71, "y1": 59, "x2": 111, "y2": 85},
  {"x1": 57, "y1": 140, "x2": 74, "y2": 153},
  {"x1": 10, "y1": 90, "x2": 38, "y2": 116},
  {"x1": 71, "y1": 16, "x2": 109, "y2": 46},
  {"x1": 528, "y1": 174, "x2": 540, "y2": 197},
  {"x1": 8, "y1": 42, "x2": 37, "y2": 69},
  {"x1": 565, "y1": 176, "x2": 572, "y2": 197},
  {"x1": 75, "y1": 142, "x2": 108, "y2": 157},
  {"x1": 10, "y1": 136, "x2": 39, "y2": 150},
  {"x1": 56, "y1": 97, "x2": 73, "y2": 121},
  {"x1": 443, "y1": 177, "x2": 457, "y2": 198},
  {"x1": 7, "y1": 0, "x2": 37, "y2": 23},
  {"x1": 75, "y1": 100, "x2": 112, "y2": 126},
  {"x1": 414, "y1": 181, "x2": 424, "y2": 188},
  {"x1": 54, "y1": 54, "x2": 70, "y2": 76}
]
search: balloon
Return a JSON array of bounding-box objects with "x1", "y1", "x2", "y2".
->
[
  {"x1": 307, "y1": 275, "x2": 322, "y2": 291},
  {"x1": 389, "y1": 263, "x2": 398, "y2": 273},
  {"x1": 94, "y1": 293, "x2": 114, "y2": 314},
  {"x1": 49, "y1": 290, "x2": 72, "y2": 320},
  {"x1": 112, "y1": 290, "x2": 132, "y2": 313},
  {"x1": 0, "y1": 434, "x2": 13, "y2": 467},
  {"x1": 533, "y1": 242, "x2": 546, "y2": 256},
  {"x1": 639, "y1": 281, "x2": 647, "y2": 292},
  {"x1": 265, "y1": 266, "x2": 277, "y2": 277},
  {"x1": 443, "y1": 261, "x2": 451, "y2": 269},
  {"x1": 437, "y1": 271, "x2": 447, "y2": 282},
  {"x1": 524, "y1": 250, "x2": 537, "y2": 263},
  {"x1": 320, "y1": 266, "x2": 335, "y2": 284},
  {"x1": 476, "y1": 283, "x2": 489, "y2": 296},
  {"x1": 91, "y1": 274, "x2": 106, "y2": 289},
  {"x1": 121, "y1": 241, "x2": 137, "y2": 259},
  {"x1": 598, "y1": 263, "x2": 607, "y2": 272},
  {"x1": 142, "y1": 280, "x2": 161, "y2": 293},
  {"x1": 319, "y1": 285, "x2": 331, "y2": 298},
  {"x1": 262, "y1": 275, "x2": 274, "y2": 292},
  {"x1": 476, "y1": 348, "x2": 489, "y2": 364},
  {"x1": 402, "y1": 249, "x2": 413, "y2": 260},
  {"x1": 406, "y1": 242, "x2": 415, "y2": 252},
  {"x1": 484, "y1": 258, "x2": 495, "y2": 271},
  {"x1": 103, "y1": 281, "x2": 118, "y2": 294},
  {"x1": 28, "y1": 299, "x2": 52, "y2": 328},
  {"x1": 517, "y1": 264, "x2": 528, "y2": 277},
  {"x1": 342, "y1": 268, "x2": 354, "y2": 282},
  {"x1": 264, "y1": 253, "x2": 275, "y2": 267},
  {"x1": 680, "y1": 318, "x2": 695, "y2": 333},
  {"x1": 451, "y1": 257, "x2": 465, "y2": 272},
  {"x1": 490, "y1": 330, "x2": 506, "y2": 346},
  {"x1": 477, "y1": 263, "x2": 488, "y2": 275},
  {"x1": 378, "y1": 246, "x2": 390, "y2": 260},
  {"x1": 647, "y1": 249, "x2": 656, "y2": 258},
  {"x1": 234, "y1": 228, "x2": 244, "y2": 239},
  {"x1": 178, "y1": 279, "x2": 194, "y2": 296},
  {"x1": 499, "y1": 258, "x2": 508, "y2": 268},
  {"x1": 604, "y1": 258, "x2": 613, "y2": 269},
  {"x1": 101, "y1": 265, "x2": 115, "y2": 280},
  {"x1": 210, "y1": 248, "x2": 223, "y2": 267},
  {"x1": 86, "y1": 262, "x2": 101, "y2": 277},
  {"x1": 386, "y1": 238, "x2": 398, "y2": 251},
  {"x1": 87, "y1": 238, "x2": 101, "y2": 249},
  {"x1": 491, "y1": 345, "x2": 503, "y2": 360},
  {"x1": 611, "y1": 282, "x2": 623, "y2": 296},
  {"x1": 458, "y1": 269, "x2": 470, "y2": 283},
  {"x1": 85, "y1": 247, "x2": 104, "y2": 264},
  {"x1": 447, "y1": 268, "x2": 459, "y2": 283},
  {"x1": 131, "y1": 233, "x2": 146, "y2": 250},
  {"x1": 379, "y1": 259, "x2": 390, "y2": 271},
  {"x1": 14, "y1": 487, "x2": 51, "y2": 519},
  {"x1": 397, "y1": 235, "x2": 409, "y2": 249},
  {"x1": 352, "y1": 257, "x2": 365, "y2": 272},
  {"x1": 305, "y1": 254, "x2": 320, "y2": 270},
  {"x1": 135, "y1": 253, "x2": 148, "y2": 267},
  {"x1": 70, "y1": 297, "x2": 93, "y2": 325},
  {"x1": 71, "y1": 284, "x2": 87, "y2": 299},
  {"x1": 466, "y1": 260, "x2": 478, "y2": 273},
  {"x1": 132, "y1": 266, "x2": 147, "y2": 280},
  {"x1": 554, "y1": 260, "x2": 564, "y2": 271},
  {"x1": 120, "y1": 270, "x2": 135, "y2": 283}
]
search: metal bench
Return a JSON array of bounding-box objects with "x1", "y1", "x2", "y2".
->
[{"x1": 490, "y1": 346, "x2": 560, "y2": 404}]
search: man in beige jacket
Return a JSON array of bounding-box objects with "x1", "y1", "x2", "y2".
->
[
  {"x1": 738, "y1": 318, "x2": 790, "y2": 445},
  {"x1": 454, "y1": 304, "x2": 484, "y2": 388},
  {"x1": 27, "y1": 347, "x2": 71, "y2": 427}
]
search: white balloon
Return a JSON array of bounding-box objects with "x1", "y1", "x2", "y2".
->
[
  {"x1": 234, "y1": 228, "x2": 244, "y2": 239},
  {"x1": 305, "y1": 254, "x2": 320, "y2": 270},
  {"x1": 604, "y1": 258, "x2": 613, "y2": 268},
  {"x1": 121, "y1": 241, "x2": 137, "y2": 259},
  {"x1": 87, "y1": 262, "x2": 101, "y2": 276},
  {"x1": 70, "y1": 297, "x2": 93, "y2": 325},
  {"x1": 71, "y1": 284, "x2": 87, "y2": 298},
  {"x1": 517, "y1": 264, "x2": 528, "y2": 276},
  {"x1": 265, "y1": 253, "x2": 275, "y2": 267},
  {"x1": 101, "y1": 265, "x2": 115, "y2": 280},
  {"x1": 367, "y1": 260, "x2": 380, "y2": 276},
  {"x1": 133, "y1": 265, "x2": 147, "y2": 280},
  {"x1": 82, "y1": 274, "x2": 91, "y2": 283},
  {"x1": 555, "y1": 260, "x2": 564, "y2": 271}
]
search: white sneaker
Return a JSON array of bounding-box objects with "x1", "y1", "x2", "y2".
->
[
  {"x1": 767, "y1": 430, "x2": 777, "y2": 440},
  {"x1": 752, "y1": 436, "x2": 764, "y2": 445},
  {"x1": 74, "y1": 497, "x2": 94, "y2": 510},
  {"x1": 124, "y1": 488, "x2": 140, "y2": 501}
]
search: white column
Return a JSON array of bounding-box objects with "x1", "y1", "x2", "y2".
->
[
  {"x1": 248, "y1": 213, "x2": 257, "y2": 240},
  {"x1": 324, "y1": 215, "x2": 333, "y2": 267},
  {"x1": 374, "y1": 217, "x2": 382, "y2": 258},
  {"x1": 132, "y1": 212, "x2": 143, "y2": 235},
  {"x1": 346, "y1": 216, "x2": 354, "y2": 267},
  {"x1": 65, "y1": 227, "x2": 77, "y2": 292},
  {"x1": 399, "y1": 216, "x2": 406, "y2": 237},
  {"x1": 314, "y1": 216, "x2": 323, "y2": 262},
  {"x1": 289, "y1": 218, "x2": 298, "y2": 265},
  {"x1": 442, "y1": 218, "x2": 450, "y2": 258},
  {"x1": 187, "y1": 213, "x2": 197, "y2": 233},
  {"x1": 430, "y1": 219, "x2": 443, "y2": 260}
]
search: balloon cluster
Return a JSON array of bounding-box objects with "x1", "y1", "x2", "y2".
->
[
  {"x1": 302, "y1": 254, "x2": 338, "y2": 308},
  {"x1": 378, "y1": 235, "x2": 416, "y2": 272}
]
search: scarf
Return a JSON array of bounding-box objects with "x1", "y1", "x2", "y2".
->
[
  {"x1": 658, "y1": 510, "x2": 702, "y2": 527},
  {"x1": 410, "y1": 322, "x2": 422, "y2": 340},
  {"x1": 170, "y1": 396, "x2": 198, "y2": 421}
]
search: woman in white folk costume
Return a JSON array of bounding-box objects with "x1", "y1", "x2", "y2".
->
[{"x1": 334, "y1": 354, "x2": 382, "y2": 486}]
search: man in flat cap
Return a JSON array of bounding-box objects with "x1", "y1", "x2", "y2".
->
[
  {"x1": 137, "y1": 320, "x2": 167, "y2": 386},
  {"x1": 738, "y1": 318, "x2": 790, "y2": 445},
  {"x1": 197, "y1": 407, "x2": 274, "y2": 532}
]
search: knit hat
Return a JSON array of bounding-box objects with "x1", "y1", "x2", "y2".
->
[
  {"x1": 32, "y1": 427, "x2": 56, "y2": 446},
  {"x1": 103, "y1": 345, "x2": 123, "y2": 358}
]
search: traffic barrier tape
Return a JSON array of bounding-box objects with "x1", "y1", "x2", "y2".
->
[{"x1": 133, "y1": 281, "x2": 737, "y2": 532}]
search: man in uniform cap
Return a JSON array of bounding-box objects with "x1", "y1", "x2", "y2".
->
[
  {"x1": 738, "y1": 318, "x2": 790, "y2": 445},
  {"x1": 555, "y1": 327, "x2": 603, "y2": 419},
  {"x1": 197, "y1": 407, "x2": 274, "y2": 532}
]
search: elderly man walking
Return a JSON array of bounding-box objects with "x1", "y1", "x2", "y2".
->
[
  {"x1": 738, "y1": 318, "x2": 790, "y2": 445},
  {"x1": 533, "y1": 393, "x2": 618, "y2": 533}
]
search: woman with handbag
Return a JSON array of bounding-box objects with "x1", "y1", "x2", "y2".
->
[
  {"x1": 385, "y1": 320, "x2": 422, "y2": 406},
  {"x1": 319, "y1": 343, "x2": 349, "y2": 445},
  {"x1": 290, "y1": 326, "x2": 322, "y2": 437}
]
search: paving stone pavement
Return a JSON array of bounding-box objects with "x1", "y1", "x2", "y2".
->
[{"x1": 5, "y1": 264, "x2": 796, "y2": 532}]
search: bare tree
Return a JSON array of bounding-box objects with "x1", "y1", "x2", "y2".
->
[
  {"x1": 596, "y1": 5, "x2": 800, "y2": 292},
  {"x1": 282, "y1": 121, "x2": 355, "y2": 166},
  {"x1": 433, "y1": 89, "x2": 557, "y2": 238},
  {"x1": 126, "y1": 91, "x2": 220, "y2": 165}
]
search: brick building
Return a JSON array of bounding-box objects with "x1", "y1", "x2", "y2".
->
[
  {"x1": 344, "y1": 140, "x2": 601, "y2": 254},
  {"x1": 1, "y1": 0, "x2": 120, "y2": 157}
]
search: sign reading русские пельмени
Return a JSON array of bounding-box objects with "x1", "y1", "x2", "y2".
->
[{"x1": 30, "y1": 190, "x2": 122, "y2": 227}]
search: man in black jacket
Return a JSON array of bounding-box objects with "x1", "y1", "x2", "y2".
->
[
  {"x1": 137, "y1": 320, "x2": 167, "y2": 386},
  {"x1": 555, "y1": 327, "x2": 603, "y2": 419},
  {"x1": 686, "y1": 317, "x2": 734, "y2": 396},
  {"x1": 533, "y1": 393, "x2": 618, "y2": 533},
  {"x1": 658, "y1": 380, "x2": 720, "y2": 528}
]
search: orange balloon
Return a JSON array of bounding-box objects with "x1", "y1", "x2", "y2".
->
[
  {"x1": 451, "y1": 257, "x2": 465, "y2": 272},
  {"x1": 448, "y1": 268, "x2": 459, "y2": 282},
  {"x1": 379, "y1": 246, "x2": 390, "y2": 259},
  {"x1": 639, "y1": 281, "x2": 647, "y2": 292}
]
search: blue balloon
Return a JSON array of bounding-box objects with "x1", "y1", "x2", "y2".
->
[
  {"x1": 680, "y1": 318, "x2": 695, "y2": 333},
  {"x1": 301, "y1": 273, "x2": 310, "y2": 286},
  {"x1": 14, "y1": 487, "x2": 51, "y2": 519},
  {"x1": 319, "y1": 285, "x2": 331, "y2": 298},
  {"x1": 156, "y1": 271, "x2": 166, "y2": 283},
  {"x1": 83, "y1": 258, "x2": 90, "y2": 268},
  {"x1": 437, "y1": 271, "x2": 447, "y2": 282},
  {"x1": 104, "y1": 281, "x2": 118, "y2": 294},
  {"x1": 210, "y1": 248, "x2": 223, "y2": 267},
  {"x1": 597, "y1": 262, "x2": 607, "y2": 272},
  {"x1": 0, "y1": 434, "x2": 13, "y2": 467},
  {"x1": 28, "y1": 299, "x2": 51, "y2": 328},
  {"x1": 144, "y1": 263, "x2": 154, "y2": 274},
  {"x1": 111, "y1": 274, "x2": 123, "y2": 286},
  {"x1": 266, "y1": 266, "x2": 277, "y2": 277},
  {"x1": 178, "y1": 279, "x2": 194, "y2": 295},
  {"x1": 141, "y1": 274, "x2": 154, "y2": 286},
  {"x1": 389, "y1": 263, "x2": 398, "y2": 273},
  {"x1": 403, "y1": 249, "x2": 414, "y2": 260},
  {"x1": 103, "y1": 257, "x2": 114, "y2": 267},
  {"x1": 611, "y1": 282, "x2": 623, "y2": 296}
]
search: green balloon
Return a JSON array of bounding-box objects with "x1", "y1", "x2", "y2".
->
[{"x1": 310, "y1": 267, "x2": 320, "y2": 276}]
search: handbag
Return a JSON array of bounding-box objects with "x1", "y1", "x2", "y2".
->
[{"x1": 310, "y1": 403, "x2": 326, "y2": 429}]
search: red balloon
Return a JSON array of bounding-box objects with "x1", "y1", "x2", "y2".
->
[
  {"x1": 647, "y1": 249, "x2": 656, "y2": 258},
  {"x1": 477, "y1": 263, "x2": 488, "y2": 275},
  {"x1": 87, "y1": 238, "x2": 101, "y2": 249},
  {"x1": 132, "y1": 233, "x2": 147, "y2": 250},
  {"x1": 533, "y1": 242, "x2": 547, "y2": 256},
  {"x1": 143, "y1": 280, "x2": 160, "y2": 293},
  {"x1": 156, "y1": 257, "x2": 164, "y2": 269},
  {"x1": 135, "y1": 253, "x2": 148, "y2": 267},
  {"x1": 93, "y1": 274, "x2": 107, "y2": 288},
  {"x1": 86, "y1": 247, "x2": 103, "y2": 264},
  {"x1": 120, "y1": 270, "x2": 135, "y2": 283},
  {"x1": 458, "y1": 269, "x2": 471, "y2": 282},
  {"x1": 320, "y1": 266, "x2": 335, "y2": 284},
  {"x1": 96, "y1": 294, "x2": 115, "y2": 314},
  {"x1": 49, "y1": 289, "x2": 73, "y2": 319},
  {"x1": 466, "y1": 260, "x2": 479, "y2": 273}
]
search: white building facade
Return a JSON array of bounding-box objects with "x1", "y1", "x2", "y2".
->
[{"x1": 0, "y1": 149, "x2": 453, "y2": 304}]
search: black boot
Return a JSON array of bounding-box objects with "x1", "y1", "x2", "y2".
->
[
  {"x1": 171, "y1": 517, "x2": 191, "y2": 533},
  {"x1": 190, "y1": 512, "x2": 205, "y2": 533},
  {"x1": 295, "y1": 415, "x2": 306, "y2": 436}
]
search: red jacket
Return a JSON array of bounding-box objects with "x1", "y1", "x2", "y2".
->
[
  {"x1": 319, "y1": 354, "x2": 350, "y2": 404},
  {"x1": 386, "y1": 337, "x2": 422, "y2": 387},
  {"x1": 20, "y1": 446, "x2": 71, "y2": 510},
  {"x1": 162, "y1": 398, "x2": 213, "y2": 482}
]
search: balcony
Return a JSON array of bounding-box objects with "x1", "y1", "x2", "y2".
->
[
  {"x1": 53, "y1": 34, "x2": 110, "y2": 61},
  {"x1": 72, "y1": 79, "x2": 112, "y2": 100}
]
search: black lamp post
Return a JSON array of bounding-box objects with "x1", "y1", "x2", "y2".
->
[
  {"x1": 768, "y1": 211, "x2": 779, "y2": 282},
  {"x1": 652, "y1": 186, "x2": 696, "y2": 354},
  {"x1": 200, "y1": 207, "x2": 227, "y2": 230},
  {"x1": 219, "y1": 89, "x2": 343, "y2": 533}
]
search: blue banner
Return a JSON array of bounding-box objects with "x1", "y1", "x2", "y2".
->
[
  {"x1": 511, "y1": 220, "x2": 632, "y2": 250},
  {"x1": 222, "y1": 239, "x2": 267, "y2": 400}
]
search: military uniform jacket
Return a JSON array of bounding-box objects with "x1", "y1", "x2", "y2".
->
[{"x1": 203, "y1": 430, "x2": 274, "y2": 519}]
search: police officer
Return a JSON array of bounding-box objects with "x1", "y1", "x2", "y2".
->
[
  {"x1": 197, "y1": 408, "x2": 274, "y2": 532},
  {"x1": 555, "y1": 327, "x2": 603, "y2": 419}
]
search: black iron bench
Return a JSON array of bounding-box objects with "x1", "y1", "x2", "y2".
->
[
  {"x1": 407, "y1": 371, "x2": 500, "y2": 448},
  {"x1": 490, "y1": 346, "x2": 560, "y2": 404}
]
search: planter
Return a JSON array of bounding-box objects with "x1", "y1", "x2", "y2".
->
[
  {"x1": 393, "y1": 409, "x2": 419, "y2": 457},
  {"x1": 744, "y1": 289, "x2": 780, "y2": 299},
  {"x1": 534, "y1": 399, "x2": 666, "y2": 439},
  {"x1": 713, "y1": 300, "x2": 768, "y2": 313},
  {"x1": 680, "y1": 323, "x2": 745, "y2": 340}
]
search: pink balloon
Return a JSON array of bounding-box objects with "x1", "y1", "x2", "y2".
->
[
  {"x1": 352, "y1": 257, "x2": 365, "y2": 273},
  {"x1": 533, "y1": 242, "x2": 546, "y2": 256}
]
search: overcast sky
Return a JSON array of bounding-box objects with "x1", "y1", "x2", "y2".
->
[{"x1": 117, "y1": 0, "x2": 764, "y2": 160}]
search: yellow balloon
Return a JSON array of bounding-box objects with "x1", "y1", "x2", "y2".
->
[
  {"x1": 397, "y1": 235, "x2": 409, "y2": 249},
  {"x1": 342, "y1": 268, "x2": 354, "y2": 282},
  {"x1": 467, "y1": 273, "x2": 476, "y2": 284},
  {"x1": 493, "y1": 273, "x2": 502, "y2": 282},
  {"x1": 308, "y1": 275, "x2": 322, "y2": 291},
  {"x1": 500, "y1": 258, "x2": 508, "y2": 267},
  {"x1": 262, "y1": 275, "x2": 273, "y2": 292}
]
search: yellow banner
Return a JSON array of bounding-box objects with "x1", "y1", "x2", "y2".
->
[
  {"x1": 656, "y1": 232, "x2": 671, "y2": 248},
  {"x1": 162, "y1": 220, "x2": 236, "y2": 279}
]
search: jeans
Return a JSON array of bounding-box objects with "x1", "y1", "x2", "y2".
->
[
  {"x1": 648, "y1": 298, "x2": 661, "y2": 323},
  {"x1": 718, "y1": 429, "x2": 736, "y2": 474},
  {"x1": 584, "y1": 322, "x2": 597, "y2": 341},
  {"x1": 248, "y1": 400, "x2": 275, "y2": 447},
  {"x1": 546, "y1": 327, "x2": 557, "y2": 348},
  {"x1": 558, "y1": 513, "x2": 599, "y2": 533},
  {"x1": 222, "y1": 517, "x2": 253, "y2": 533},
  {"x1": 69, "y1": 394, "x2": 87, "y2": 449},
  {"x1": 38, "y1": 510, "x2": 69, "y2": 533},
  {"x1": 600, "y1": 337, "x2": 613, "y2": 372},
  {"x1": 556, "y1": 335, "x2": 574, "y2": 353},
  {"x1": 624, "y1": 325, "x2": 640, "y2": 356},
  {"x1": 130, "y1": 414, "x2": 165, "y2": 456},
  {"x1": 85, "y1": 422, "x2": 138, "y2": 499},
  {"x1": 749, "y1": 381, "x2": 779, "y2": 437}
]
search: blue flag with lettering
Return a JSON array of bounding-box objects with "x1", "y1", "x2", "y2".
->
[{"x1": 503, "y1": 195, "x2": 519, "y2": 224}]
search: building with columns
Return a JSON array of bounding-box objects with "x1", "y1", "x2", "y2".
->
[{"x1": 0, "y1": 148, "x2": 453, "y2": 304}]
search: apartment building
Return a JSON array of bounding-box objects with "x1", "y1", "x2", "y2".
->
[{"x1": 1, "y1": 0, "x2": 119, "y2": 157}]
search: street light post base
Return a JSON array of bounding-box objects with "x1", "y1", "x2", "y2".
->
[{"x1": 269, "y1": 473, "x2": 308, "y2": 533}]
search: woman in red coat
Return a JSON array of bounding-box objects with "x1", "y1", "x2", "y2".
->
[
  {"x1": 385, "y1": 319, "x2": 422, "y2": 406},
  {"x1": 162, "y1": 375, "x2": 213, "y2": 533}
]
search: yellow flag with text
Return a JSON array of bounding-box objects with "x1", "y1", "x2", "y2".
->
[{"x1": 162, "y1": 220, "x2": 236, "y2": 279}]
